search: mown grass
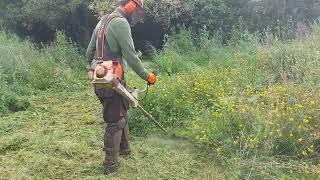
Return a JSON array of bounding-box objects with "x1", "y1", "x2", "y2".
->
[{"x1": 0, "y1": 87, "x2": 223, "y2": 179}]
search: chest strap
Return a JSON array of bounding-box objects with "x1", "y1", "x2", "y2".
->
[{"x1": 96, "y1": 14, "x2": 123, "y2": 61}]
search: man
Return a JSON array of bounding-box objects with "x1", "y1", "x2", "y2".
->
[{"x1": 86, "y1": 0, "x2": 157, "y2": 175}]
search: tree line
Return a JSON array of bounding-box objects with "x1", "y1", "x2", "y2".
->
[{"x1": 1, "y1": 0, "x2": 319, "y2": 49}]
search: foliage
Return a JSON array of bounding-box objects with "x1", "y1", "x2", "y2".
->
[
  {"x1": 0, "y1": 0, "x2": 96, "y2": 46},
  {"x1": 125, "y1": 23, "x2": 320, "y2": 178},
  {"x1": 91, "y1": 0, "x2": 320, "y2": 42},
  {"x1": 0, "y1": 31, "x2": 86, "y2": 114},
  {"x1": 1, "y1": 0, "x2": 320, "y2": 49},
  {"x1": 91, "y1": 0, "x2": 236, "y2": 37},
  {"x1": 1, "y1": 12, "x2": 320, "y2": 179}
]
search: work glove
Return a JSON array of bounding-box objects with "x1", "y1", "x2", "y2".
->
[{"x1": 147, "y1": 70, "x2": 158, "y2": 85}]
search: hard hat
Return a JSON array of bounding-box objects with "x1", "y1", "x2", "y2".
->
[
  {"x1": 117, "y1": 0, "x2": 144, "y2": 9},
  {"x1": 117, "y1": 0, "x2": 145, "y2": 26}
]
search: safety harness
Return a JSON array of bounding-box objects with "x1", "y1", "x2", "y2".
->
[{"x1": 95, "y1": 14, "x2": 124, "y2": 80}]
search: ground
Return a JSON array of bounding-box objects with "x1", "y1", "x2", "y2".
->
[{"x1": 0, "y1": 88, "x2": 223, "y2": 179}]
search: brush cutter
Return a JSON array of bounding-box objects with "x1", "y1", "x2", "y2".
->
[{"x1": 92, "y1": 61, "x2": 167, "y2": 134}]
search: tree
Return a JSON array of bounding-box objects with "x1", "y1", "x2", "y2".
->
[
  {"x1": 2, "y1": 0, "x2": 320, "y2": 47},
  {"x1": 91, "y1": 0, "x2": 236, "y2": 43},
  {"x1": 1, "y1": 0, "x2": 96, "y2": 46}
]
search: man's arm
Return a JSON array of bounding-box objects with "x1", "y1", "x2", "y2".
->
[
  {"x1": 111, "y1": 18, "x2": 149, "y2": 80},
  {"x1": 86, "y1": 26, "x2": 98, "y2": 70}
]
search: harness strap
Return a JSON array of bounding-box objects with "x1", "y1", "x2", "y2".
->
[{"x1": 96, "y1": 14, "x2": 123, "y2": 61}]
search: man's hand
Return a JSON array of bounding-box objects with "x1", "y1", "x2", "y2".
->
[
  {"x1": 147, "y1": 71, "x2": 157, "y2": 85},
  {"x1": 88, "y1": 70, "x2": 94, "y2": 81}
]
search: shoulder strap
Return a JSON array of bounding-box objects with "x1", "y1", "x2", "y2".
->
[{"x1": 96, "y1": 14, "x2": 123, "y2": 60}]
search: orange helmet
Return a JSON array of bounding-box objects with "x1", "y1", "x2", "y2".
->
[
  {"x1": 118, "y1": 0, "x2": 144, "y2": 9},
  {"x1": 118, "y1": 0, "x2": 145, "y2": 25}
]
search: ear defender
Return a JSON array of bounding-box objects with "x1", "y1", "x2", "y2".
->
[{"x1": 124, "y1": 0, "x2": 137, "y2": 14}]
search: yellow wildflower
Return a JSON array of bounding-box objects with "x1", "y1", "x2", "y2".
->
[
  {"x1": 195, "y1": 135, "x2": 200, "y2": 140},
  {"x1": 307, "y1": 148, "x2": 314, "y2": 153},
  {"x1": 304, "y1": 170, "x2": 310, "y2": 174},
  {"x1": 302, "y1": 150, "x2": 307, "y2": 156},
  {"x1": 278, "y1": 86, "x2": 287, "y2": 92},
  {"x1": 294, "y1": 104, "x2": 304, "y2": 108},
  {"x1": 303, "y1": 119, "x2": 310, "y2": 124}
]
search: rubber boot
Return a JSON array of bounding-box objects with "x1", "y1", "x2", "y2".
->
[
  {"x1": 119, "y1": 122, "x2": 131, "y2": 156},
  {"x1": 103, "y1": 126, "x2": 122, "y2": 175}
]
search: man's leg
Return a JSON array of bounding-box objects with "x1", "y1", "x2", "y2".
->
[
  {"x1": 119, "y1": 93, "x2": 131, "y2": 156},
  {"x1": 120, "y1": 118, "x2": 130, "y2": 156},
  {"x1": 96, "y1": 88, "x2": 129, "y2": 174},
  {"x1": 95, "y1": 87, "x2": 130, "y2": 174},
  {"x1": 103, "y1": 118, "x2": 126, "y2": 174}
]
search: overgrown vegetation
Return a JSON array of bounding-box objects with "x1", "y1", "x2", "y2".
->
[
  {"x1": 127, "y1": 24, "x2": 320, "y2": 178},
  {"x1": 0, "y1": 31, "x2": 85, "y2": 114},
  {"x1": 1, "y1": 17, "x2": 320, "y2": 180},
  {"x1": 1, "y1": 0, "x2": 320, "y2": 48}
]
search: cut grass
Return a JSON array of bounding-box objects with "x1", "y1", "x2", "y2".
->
[{"x1": 0, "y1": 87, "x2": 223, "y2": 179}]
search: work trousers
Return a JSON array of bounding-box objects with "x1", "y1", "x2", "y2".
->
[{"x1": 95, "y1": 87, "x2": 130, "y2": 171}]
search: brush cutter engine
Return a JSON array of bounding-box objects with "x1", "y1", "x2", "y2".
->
[
  {"x1": 91, "y1": 63, "x2": 168, "y2": 133},
  {"x1": 92, "y1": 61, "x2": 144, "y2": 108}
]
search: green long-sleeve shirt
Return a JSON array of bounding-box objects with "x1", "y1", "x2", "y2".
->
[{"x1": 86, "y1": 7, "x2": 149, "y2": 80}]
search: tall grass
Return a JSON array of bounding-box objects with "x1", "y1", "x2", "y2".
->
[
  {"x1": 131, "y1": 23, "x2": 320, "y2": 178},
  {"x1": 0, "y1": 31, "x2": 86, "y2": 114}
]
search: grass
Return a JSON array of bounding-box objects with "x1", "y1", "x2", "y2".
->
[
  {"x1": 142, "y1": 25, "x2": 320, "y2": 178},
  {"x1": 0, "y1": 87, "x2": 223, "y2": 179},
  {"x1": 0, "y1": 31, "x2": 85, "y2": 114},
  {"x1": 1, "y1": 23, "x2": 320, "y2": 179}
]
